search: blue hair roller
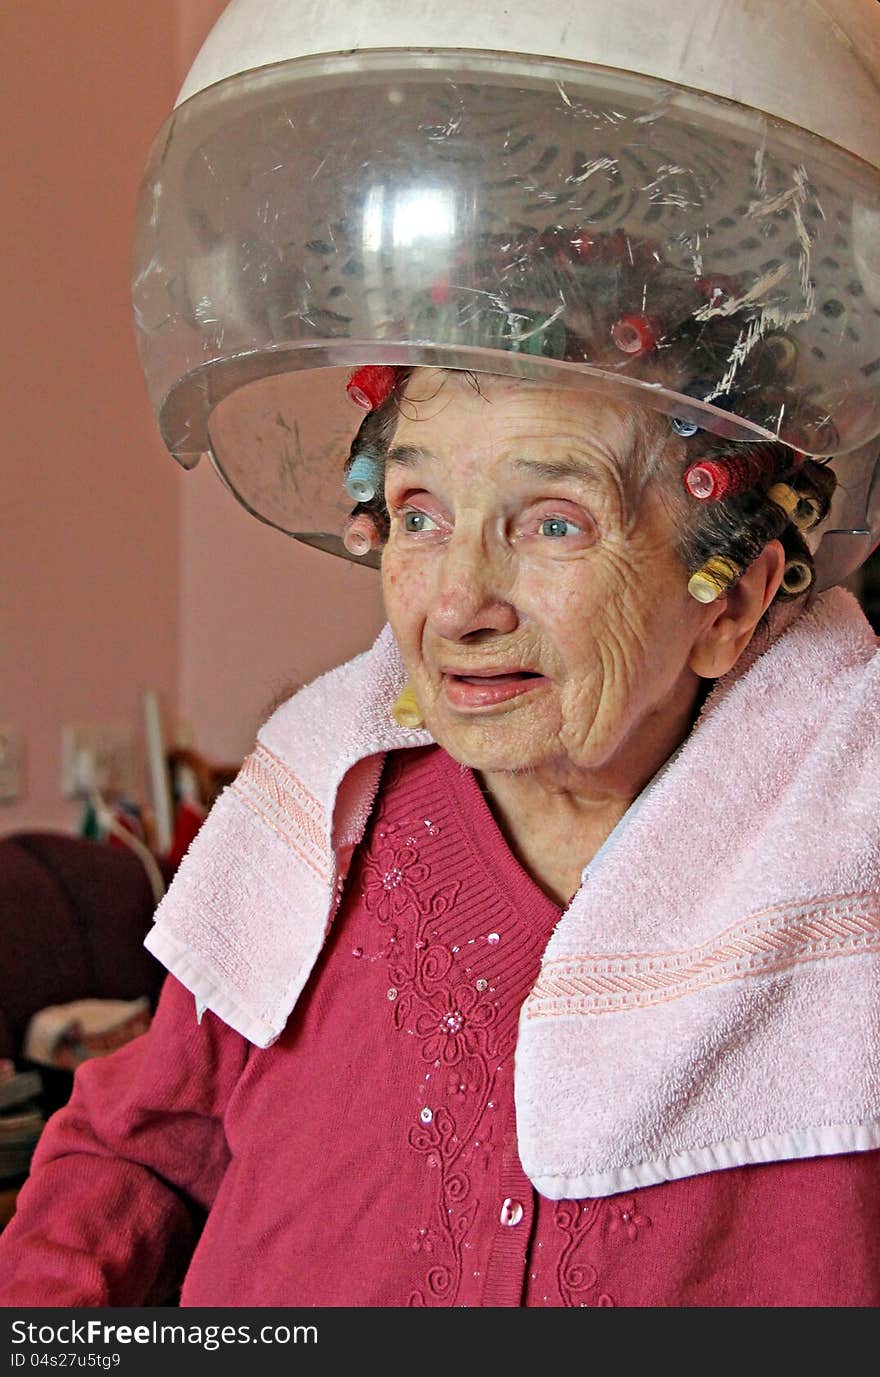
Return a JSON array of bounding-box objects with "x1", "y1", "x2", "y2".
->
[
  {"x1": 671, "y1": 416, "x2": 700, "y2": 437},
  {"x1": 344, "y1": 448, "x2": 384, "y2": 503}
]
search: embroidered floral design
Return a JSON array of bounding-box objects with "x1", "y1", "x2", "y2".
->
[
  {"x1": 360, "y1": 764, "x2": 515, "y2": 1308},
  {"x1": 546, "y1": 1192, "x2": 649, "y2": 1304},
  {"x1": 552, "y1": 1200, "x2": 601, "y2": 1304},
  {"x1": 362, "y1": 837, "x2": 431, "y2": 924},
  {"x1": 550, "y1": 1199, "x2": 620, "y2": 1308},
  {"x1": 410, "y1": 1226, "x2": 440, "y2": 1255},
  {"x1": 414, "y1": 985, "x2": 497, "y2": 1065},
  {"x1": 608, "y1": 1196, "x2": 650, "y2": 1243},
  {"x1": 446, "y1": 1068, "x2": 480, "y2": 1102}
]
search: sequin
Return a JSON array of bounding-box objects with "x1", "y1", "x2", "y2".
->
[
  {"x1": 387, "y1": 987, "x2": 398, "y2": 1001},
  {"x1": 475, "y1": 978, "x2": 488, "y2": 991},
  {"x1": 351, "y1": 947, "x2": 363, "y2": 958},
  {"x1": 486, "y1": 932, "x2": 500, "y2": 945},
  {"x1": 420, "y1": 1106, "x2": 433, "y2": 1123}
]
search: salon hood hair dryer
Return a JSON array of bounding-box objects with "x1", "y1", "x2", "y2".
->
[{"x1": 132, "y1": 0, "x2": 880, "y2": 588}]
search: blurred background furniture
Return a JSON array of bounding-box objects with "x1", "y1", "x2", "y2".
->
[
  {"x1": 0, "y1": 832, "x2": 170, "y2": 1222},
  {"x1": 0, "y1": 832, "x2": 168, "y2": 1066}
]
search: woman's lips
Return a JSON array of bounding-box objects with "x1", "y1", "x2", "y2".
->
[{"x1": 441, "y1": 670, "x2": 548, "y2": 709}]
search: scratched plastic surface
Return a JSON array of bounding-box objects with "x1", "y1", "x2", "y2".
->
[{"x1": 132, "y1": 49, "x2": 880, "y2": 579}]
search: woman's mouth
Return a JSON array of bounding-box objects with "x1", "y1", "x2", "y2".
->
[{"x1": 441, "y1": 669, "x2": 548, "y2": 709}]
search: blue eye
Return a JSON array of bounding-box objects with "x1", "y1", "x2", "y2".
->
[
  {"x1": 539, "y1": 516, "x2": 580, "y2": 538},
  {"x1": 402, "y1": 510, "x2": 436, "y2": 533}
]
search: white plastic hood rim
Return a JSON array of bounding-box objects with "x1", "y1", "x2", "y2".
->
[{"x1": 176, "y1": 0, "x2": 880, "y2": 169}]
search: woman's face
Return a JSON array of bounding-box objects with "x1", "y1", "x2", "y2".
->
[{"x1": 380, "y1": 369, "x2": 717, "y2": 781}]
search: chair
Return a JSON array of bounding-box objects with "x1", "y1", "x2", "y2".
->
[{"x1": 0, "y1": 832, "x2": 167, "y2": 1067}]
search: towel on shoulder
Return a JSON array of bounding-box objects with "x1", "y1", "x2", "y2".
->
[{"x1": 145, "y1": 587, "x2": 880, "y2": 1197}]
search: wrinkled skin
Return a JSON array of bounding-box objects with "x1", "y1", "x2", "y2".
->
[{"x1": 380, "y1": 369, "x2": 785, "y2": 903}]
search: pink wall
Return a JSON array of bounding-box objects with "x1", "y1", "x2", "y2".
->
[
  {"x1": 0, "y1": 1, "x2": 182, "y2": 833},
  {"x1": 179, "y1": 463, "x2": 385, "y2": 761},
  {"x1": 0, "y1": 0, "x2": 385, "y2": 837},
  {"x1": 1, "y1": 0, "x2": 385, "y2": 838}
]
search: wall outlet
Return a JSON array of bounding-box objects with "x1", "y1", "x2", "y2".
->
[
  {"x1": 0, "y1": 727, "x2": 22, "y2": 804},
  {"x1": 61, "y1": 725, "x2": 134, "y2": 799}
]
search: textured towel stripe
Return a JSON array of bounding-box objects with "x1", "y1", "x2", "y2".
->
[
  {"x1": 527, "y1": 892, "x2": 880, "y2": 1016},
  {"x1": 254, "y1": 740, "x2": 326, "y2": 816},
  {"x1": 232, "y1": 752, "x2": 331, "y2": 884}
]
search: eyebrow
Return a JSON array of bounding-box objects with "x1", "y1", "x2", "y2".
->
[
  {"x1": 510, "y1": 457, "x2": 601, "y2": 485},
  {"x1": 385, "y1": 444, "x2": 602, "y2": 487},
  {"x1": 385, "y1": 444, "x2": 435, "y2": 470}
]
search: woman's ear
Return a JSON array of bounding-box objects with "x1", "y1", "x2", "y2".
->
[{"x1": 688, "y1": 539, "x2": 787, "y2": 679}]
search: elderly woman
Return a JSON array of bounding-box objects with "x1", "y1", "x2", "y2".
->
[
  {"x1": 2, "y1": 363, "x2": 878, "y2": 1307},
  {"x1": 2, "y1": 0, "x2": 880, "y2": 1310}
]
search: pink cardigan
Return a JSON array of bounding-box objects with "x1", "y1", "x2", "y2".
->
[
  {"x1": 2, "y1": 741, "x2": 878, "y2": 1307},
  {"x1": 143, "y1": 586, "x2": 880, "y2": 1199}
]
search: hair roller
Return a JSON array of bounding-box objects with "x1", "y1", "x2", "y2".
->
[
  {"x1": 789, "y1": 461, "x2": 837, "y2": 525},
  {"x1": 391, "y1": 682, "x2": 424, "y2": 730},
  {"x1": 683, "y1": 478, "x2": 793, "y2": 602},
  {"x1": 781, "y1": 556, "x2": 814, "y2": 595},
  {"x1": 684, "y1": 445, "x2": 777, "y2": 502},
  {"x1": 611, "y1": 313, "x2": 663, "y2": 355},
  {"x1": 344, "y1": 447, "x2": 384, "y2": 503},
  {"x1": 687, "y1": 554, "x2": 743, "y2": 603},
  {"x1": 342, "y1": 511, "x2": 383, "y2": 558},
  {"x1": 346, "y1": 365, "x2": 399, "y2": 411},
  {"x1": 766, "y1": 481, "x2": 810, "y2": 527},
  {"x1": 767, "y1": 458, "x2": 837, "y2": 533}
]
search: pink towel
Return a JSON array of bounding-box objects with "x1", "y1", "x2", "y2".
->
[{"x1": 145, "y1": 587, "x2": 880, "y2": 1196}]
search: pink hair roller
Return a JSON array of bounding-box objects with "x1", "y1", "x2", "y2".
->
[{"x1": 342, "y1": 512, "x2": 382, "y2": 557}]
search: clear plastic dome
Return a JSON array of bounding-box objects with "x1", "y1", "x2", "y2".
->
[{"x1": 132, "y1": 48, "x2": 880, "y2": 584}]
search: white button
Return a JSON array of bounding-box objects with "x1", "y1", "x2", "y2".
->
[{"x1": 499, "y1": 1198, "x2": 524, "y2": 1227}]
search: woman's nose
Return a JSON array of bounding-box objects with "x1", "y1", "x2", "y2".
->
[{"x1": 426, "y1": 530, "x2": 519, "y2": 641}]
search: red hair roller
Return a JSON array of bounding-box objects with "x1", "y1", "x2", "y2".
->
[
  {"x1": 611, "y1": 313, "x2": 662, "y2": 355},
  {"x1": 684, "y1": 446, "x2": 777, "y2": 502},
  {"x1": 695, "y1": 275, "x2": 739, "y2": 304},
  {"x1": 346, "y1": 366, "x2": 398, "y2": 411}
]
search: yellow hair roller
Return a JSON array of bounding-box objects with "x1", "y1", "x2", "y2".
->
[
  {"x1": 687, "y1": 554, "x2": 742, "y2": 604},
  {"x1": 391, "y1": 682, "x2": 424, "y2": 729}
]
